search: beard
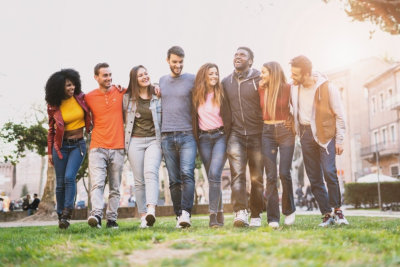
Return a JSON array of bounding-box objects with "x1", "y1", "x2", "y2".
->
[{"x1": 170, "y1": 65, "x2": 182, "y2": 76}]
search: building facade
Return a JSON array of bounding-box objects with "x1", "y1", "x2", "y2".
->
[{"x1": 363, "y1": 63, "x2": 400, "y2": 177}]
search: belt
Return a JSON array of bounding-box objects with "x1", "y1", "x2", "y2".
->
[
  {"x1": 63, "y1": 137, "x2": 84, "y2": 144},
  {"x1": 162, "y1": 130, "x2": 193, "y2": 136},
  {"x1": 199, "y1": 126, "x2": 224, "y2": 134}
]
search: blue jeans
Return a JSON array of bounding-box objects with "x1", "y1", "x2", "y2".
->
[
  {"x1": 53, "y1": 139, "x2": 86, "y2": 214},
  {"x1": 226, "y1": 132, "x2": 264, "y2": 216},
  {"x1": 300, "y1": 125, "x2": 341, "y2": 215},
  {"x1": 262, "y1": 123, "x2": 296, "y2": 223},
  {"x1": 161, "y1": 131, "x2": 197, "y2": 216},
  {"x1": 198, "y1": 130, "x2": 227, "y2": 213}
]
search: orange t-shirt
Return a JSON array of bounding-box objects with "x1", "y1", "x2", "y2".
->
[{"x1": 85, "y1": 86, "x2": 127, "y2": 149}]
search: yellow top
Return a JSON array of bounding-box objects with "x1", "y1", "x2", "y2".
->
[
  {"x1": 60, "y1": 97, "x2": 85, "y2": 131},
  {"x1": 264, "y1": 120, "x2": 285, "y2": 124}
]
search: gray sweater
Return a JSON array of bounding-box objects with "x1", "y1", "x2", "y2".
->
[{"x1": 159, "y1": 73, "x2": 195, "y2": 132}]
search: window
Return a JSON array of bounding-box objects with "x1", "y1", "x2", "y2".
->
[
  {"x1": 381, "y1": 127, "x2": 387, "y2": 145},
  {"x1": 371, "y1": 96, "x2": 376, "y2": 115},
  {"x1": 390, "y1": 124, "x2": 396, "y2": 143},
  {"x1": 388, "y1": 88, "x2": 393, "y2": 108},
  {"x1": 390, "y1": 164, "x2": 399, "y2": 177},
  {"x1": 380, "y1": 92, "x2": 385, "y2": 111},
  {"x1": 372, "y1": 130, "x2": 379, "y2": 146}
]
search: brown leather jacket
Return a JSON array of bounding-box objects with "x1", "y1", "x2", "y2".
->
[{"x1": 47, "y1": 92, "x2": 91, "y2": 159}]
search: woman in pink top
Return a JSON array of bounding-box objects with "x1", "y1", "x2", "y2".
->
[{"x1": 192, "y1": 63, "x2": 231, "y2": 227}]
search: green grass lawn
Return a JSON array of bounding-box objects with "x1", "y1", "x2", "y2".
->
[{"x1": 1, "y1": 215, "x2": 399, "y2": 266}]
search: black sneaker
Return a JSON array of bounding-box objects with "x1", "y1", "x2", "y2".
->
[
  {"x1": 88, "y1": 215, "x2": 102, "y2": 228},
  {"x1": 106, "y1": 220, "x2": 119, "y2": 229},
  {"x1": 209, "y1": 213, "x2": 219, "y2": 228},
  {"x1": 217, "y1": 212, "x2": 224, "y2": 226}
]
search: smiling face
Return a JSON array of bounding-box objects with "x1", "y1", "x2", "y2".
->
[
  {"x1": 64, "y1": 79, "x2": 75, "y2": 98},
  {"x1": 136, "y1": 67, "x2": 150, "y2": 88},
  {"x1": 290, "y1": 66, "x2": 304, "y2": 86},
  {"x1": 233, "y1": 48, "x2": 252, "y2": 72},
  {"x1": 260, "y1": 66, "x2": 270, "y2": 85},
  {"x1": 95, "y1": 67, "x2": 112, "y2": 90},
  {"x1": 207, "y1": 67, "x2": 219, "y2": 88},
  {"x1": 167, "y1": 54, "x2": 184, "y2": 77}
]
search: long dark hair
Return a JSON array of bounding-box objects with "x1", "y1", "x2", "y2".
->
[
  {"x1": 45, "y1": 69, "x2": 82, "y2": 106},
  {"x1": 127, "y1": 65, "x2": 152, "y2": 101}
]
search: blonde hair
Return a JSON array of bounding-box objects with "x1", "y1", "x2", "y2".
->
[
  {"x1": 262, "y1": 61, "x2": 287, "y2": 120},
  {"x1": 193, "y1": 63, "x2": 224, "y2": 110}
]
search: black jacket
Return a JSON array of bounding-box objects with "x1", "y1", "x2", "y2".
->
[{"x1": 222, "y1": 68, "x2": 263, "y2": 136}]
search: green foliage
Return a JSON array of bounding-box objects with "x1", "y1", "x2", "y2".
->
[
  {"x1": 324, "y1": 0, "x2": 400, "y2": 35},
  {"x1": 0, "y1": 120, "x2": 47, "y2": 164},
  {"x1": 20, "y1": 184, "x2": 29, "y2": 197},
  {"x1": 344, "y1": 182, "x2": 400, "y2": 208},
  {"x1": 0, "y1": 215, "x2": 399, "y2": 266}
]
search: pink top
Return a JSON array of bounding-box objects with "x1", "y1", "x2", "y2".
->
[{"x1": 198, "y1": 92, "x2": 224, "y2": 131}]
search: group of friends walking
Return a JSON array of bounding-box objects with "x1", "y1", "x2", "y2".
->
[{"x1": 45, "y1": 46, "x2": 349, "y2": 230}]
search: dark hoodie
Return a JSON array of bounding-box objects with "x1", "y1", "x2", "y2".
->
[{"x1": 222, "y1": 68, "x2": 263, "y2": 136}]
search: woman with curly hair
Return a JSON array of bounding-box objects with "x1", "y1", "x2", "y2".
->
[
  {"x1": 192, "y1": 63, "x2": 231, "y2": 227},
  {"x1": 259, "y1": 61, "x2": 296, "y2": 229},
  {"x1": 45, "y1": 69, "x2": 91, "y2": 229},
  {"x1": 123, "y1": 65, "x2": 162, "y2": 228}
]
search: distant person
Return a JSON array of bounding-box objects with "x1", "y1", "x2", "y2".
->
[
  {"x1": 85, "y1": 63, "x2": 126, "y2": 229},
  {"x1": 259, "y1": 61, "x2": 296, "y2": 229},
  {"x1": 192, "y1": 63, "x2": 231, "y2": 227},
  {"x1": 290, "y1": 55, "x2": 348, "y2": 226},
  {"x1": 305, "y1": 185, "x2": 318, "y2": 211},
  {"x1": 45, "y1": 68, "x2": 91, "y2": 229},
  {"x1": 28, "y1": 193, "x2": 41, "y2": 216},
  {"x1": 0, "y1": 198, "x2": 3, "y2": 212},
  {"x1": 1, "y1": 192, "x2": 10, "y2": 212},
  {"x1": 123, "y1": 65, "x2": 162, "y2": 228},
  {"x1": 22, "y1": 194, "x2": 31, "y2": 211},
  {"x1": 159, "y1": 46, "x2": 196, "y2": 228},
  {"x1": 222, "y1": 47, "x2": 264, "y2": 227},
  {"x1": 295, "y1": 187, "x2": 304, "y2": 207}
]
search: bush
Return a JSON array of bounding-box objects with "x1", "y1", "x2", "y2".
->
[{"x1": 344, "y1": 182, "x2": 400, "y2": 208}]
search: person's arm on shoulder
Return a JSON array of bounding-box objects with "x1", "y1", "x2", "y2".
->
[{"x1": 328, "y1": 83, "x2": 345, "y2": 155}]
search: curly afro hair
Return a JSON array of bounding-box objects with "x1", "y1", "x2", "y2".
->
[{"x1": 45, "y1": 69, "x2": 82, "y2": 106}]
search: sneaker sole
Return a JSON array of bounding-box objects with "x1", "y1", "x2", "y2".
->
[
  {"x1": 59, "y1": 220, "x2": 70, "y2": 229},
  {"x1": 88, "y1": 217, "x2": 100, "y2": 228},
  {"x1": 179, "y1": 221, "x2": 191, "y2": 228},
  {"x1": 145, "y1": 214, "x2": 156, "y2": 227},
  {"x1": 233, "y1": 220, "x2": 247, "y2": 227}
]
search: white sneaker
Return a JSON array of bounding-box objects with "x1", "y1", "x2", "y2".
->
[
  {"x1": 178, "y1": 210, "x2": 191, "y2": 228},
  {"x1": 284, "y1": 212, "x2": 296, "y2": 225},
  {"x1": 176, "y1": 219, "x2": 182, "y2": 229},
  {"x1": 334, "y1": 210, "x2": 349, "y2": 225},
  {"x1": 268, "y1": 221, "x2": 279, "y2": 229},
  {"x1": 318, "y1": 214, "x2": 335, "y2": 227},
  {"x1": 145, "y1": 207, "x2": 156, "y2": 227},
  {"x1": 233, "y1": 209, "x2": 249, "y2": 227},
  {"x1": 249, "y1": 217, "x2": 262, "y2": 227},
  {"x1": 139, "y1": 216, "x2": 148, "y2": 229}
]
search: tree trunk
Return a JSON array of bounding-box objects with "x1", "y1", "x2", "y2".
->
[
  {"x1": 21, "y1": 164, "x2": 56, "y2": 221},
  {"x1": 38, "y1": 156, "x2": 45, "y2": 196},
  {"x1": 161, "y1": 162, "x2": 172, "y2": 205}
]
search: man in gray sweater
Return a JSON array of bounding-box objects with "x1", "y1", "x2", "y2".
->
[{"x1": 159, "y1": 46, "x2": 196, "y2": 228}]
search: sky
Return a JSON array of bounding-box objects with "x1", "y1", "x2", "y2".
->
[{"x1": 1, "y1": 0, "x2": 400, "y2": 126}]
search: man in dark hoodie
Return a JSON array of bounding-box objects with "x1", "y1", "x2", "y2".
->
[{"x1": 222, "y1": 47, "x2": 264, "y2": 227}]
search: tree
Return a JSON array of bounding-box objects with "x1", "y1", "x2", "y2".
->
[
  {"x1": 0, "y1": 118, "x2": 56, "y2": 220},
  {"x1": 20, "y1": 184, "x2": 29, "y2": 197},
  {"x1": 323, "y1": 0, "x2": 400, "y2": 35}
]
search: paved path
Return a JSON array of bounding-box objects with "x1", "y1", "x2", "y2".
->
[{"x1": 1, "y1": 207, "x2": 399, "y2": 228}]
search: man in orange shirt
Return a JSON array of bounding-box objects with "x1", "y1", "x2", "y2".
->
[{"x1": 85, "y1": 63, "x2": 126, "y2": 229}]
